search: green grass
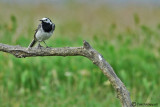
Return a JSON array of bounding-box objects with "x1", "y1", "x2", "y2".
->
[{"x1": 0, "y1": 4, "x2": 160, "y2": 107}]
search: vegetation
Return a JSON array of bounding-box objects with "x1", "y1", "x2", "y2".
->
[{"x1": 0, "y1": 3, "x2": 160, "y2": 107}]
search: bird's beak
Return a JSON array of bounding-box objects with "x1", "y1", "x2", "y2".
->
[{"x1": 39, "y1": 20, "x2": 43, "y2": 21}]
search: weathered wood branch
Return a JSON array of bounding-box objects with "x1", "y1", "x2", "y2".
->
[{"x1": 0, "y1": 40, "x2": 132, "y2": 107}]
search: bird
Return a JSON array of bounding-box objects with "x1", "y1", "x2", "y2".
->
[{"x1": 28, "y1": 17, "x2": 55, "y2": 49}]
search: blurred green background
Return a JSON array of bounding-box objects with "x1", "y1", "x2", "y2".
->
[{"x1": 0, "y1": 1, "x2": 160, "y2": 107}]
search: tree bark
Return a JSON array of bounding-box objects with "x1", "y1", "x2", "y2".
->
[{"x1": 0, "y1": 40, "x2": 132, "y2": 107}]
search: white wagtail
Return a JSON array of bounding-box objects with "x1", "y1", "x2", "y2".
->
[{"x1": 28, "y1": 17, "x2": 55, "y2": 48}]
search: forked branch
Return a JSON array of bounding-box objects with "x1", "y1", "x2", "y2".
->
[{"x1": 0, "y1": 40, "x2": 132, "y2": 107}]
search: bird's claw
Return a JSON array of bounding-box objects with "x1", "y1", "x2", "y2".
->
[
  {"x1": 27, "y1": 47, "x2": 31, "y2": 50},
  {"x1": 37, "y1": 44, "x2": 43, "y2": 49}
]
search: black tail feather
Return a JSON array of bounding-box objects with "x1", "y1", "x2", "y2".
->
[{"x1": 28, "y1": 39, "x2": 37, "y2": 48}]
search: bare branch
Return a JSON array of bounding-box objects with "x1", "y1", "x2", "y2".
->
[{"x1": 0, "y1": 41, "x2": 132, "y2": 107}]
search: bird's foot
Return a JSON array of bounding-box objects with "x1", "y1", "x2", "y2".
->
[
  {"x1": 27, "y1": 47, "x2": 32, "y2": 50},
  {"x1": 37, "y1": 44, "x2": 43, "y2": 49},
  {"x1": 46, "y1": 46, "x2": 50, "y2": 48}
]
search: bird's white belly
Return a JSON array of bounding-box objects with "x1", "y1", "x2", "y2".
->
[{"x1": 36, "y1": 30, "x2": 52, "y2": 42}]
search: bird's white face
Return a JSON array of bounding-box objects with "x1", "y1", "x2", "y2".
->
[{"x1": 40, "y1": 18, "x2": 52, "y2": 25}]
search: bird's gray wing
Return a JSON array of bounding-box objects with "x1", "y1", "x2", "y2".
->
[
  {"x1": 28, "y1": 23, "x2": 42, "y2": 48},
  {"x1": 34, "y1": 23, "x2": 42, "y2": 40}
]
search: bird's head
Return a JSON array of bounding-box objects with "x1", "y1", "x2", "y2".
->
[{"x1": 40, "y1": 17, "x2": 52, "y2": 25}]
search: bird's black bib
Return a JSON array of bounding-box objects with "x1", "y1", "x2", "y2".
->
[{"x1": 42, "y1": 22, "x2": 52, "y2": 32}]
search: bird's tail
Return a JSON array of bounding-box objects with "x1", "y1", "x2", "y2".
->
[{"x1": 28, "y1": 39, "x2": 37, "y2": 48}]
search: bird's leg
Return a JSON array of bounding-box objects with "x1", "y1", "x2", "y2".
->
[
  {"x1": 43, "y1": 41, "x2": 49, "y2": 48},
  {"x1": 37, "y1": 42, "x2": 43, "y2": 49}
]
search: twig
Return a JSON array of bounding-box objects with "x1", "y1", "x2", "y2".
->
[{"x1": 0, "y1": 40, "x2": 132, "y2": 107}]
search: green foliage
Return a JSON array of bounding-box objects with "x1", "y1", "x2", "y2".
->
[
  {"x1": 134, "y1": 13, "x2": 140, "y2": 25},
  {"x1": 0, "y1": 8, "x2": 160, "y2": 107},
  {"x1": 10, "y1": 15, "x2": 17, "y2": 32}
]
